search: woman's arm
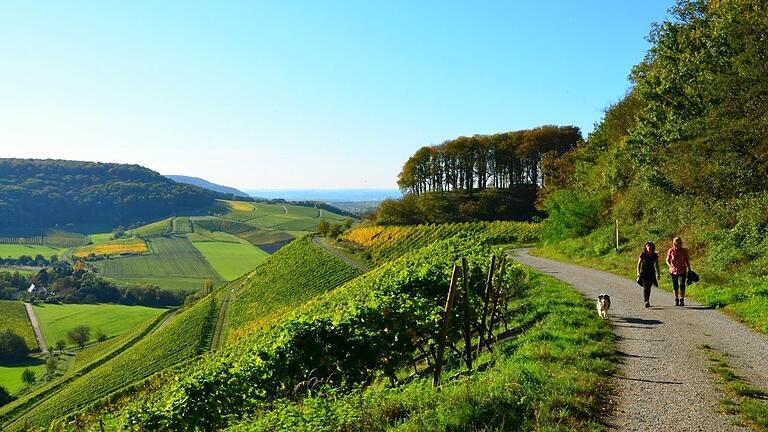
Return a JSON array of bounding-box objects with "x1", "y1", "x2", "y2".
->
[
  {"x1": 637, "y1": 256, "x2": 643, "y2": 276},
  {"x1": 686, "y1": 250, "x2": 691, "y2": 271},
  {"x1": 655, "y1": 256, "x2": 661, "y2": 278}
]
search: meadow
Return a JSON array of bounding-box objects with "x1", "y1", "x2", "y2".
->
[
  {"x1": 93, "y1": 236, "x2": 222, "y2": 290},
  {"x1": 33, "y1": 303, "x2": 166, "y2": 349},
  {"x1": 0, "y1": 359, "x2": 46, "y2": 396},
  {"x1": 0, "y1": 244, "x2": 62, "y2": 259},
  {"x1": 191, "y1": 238, "x2": 270, "y2": 280}
]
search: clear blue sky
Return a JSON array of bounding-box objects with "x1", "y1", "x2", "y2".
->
[{"x1": 0, "y1": 1, "x2": 673, "y2": 189}]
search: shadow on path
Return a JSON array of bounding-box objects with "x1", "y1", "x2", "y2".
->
[{"x1": 611, "y1": 374, "x2": 681, "y2": 385}]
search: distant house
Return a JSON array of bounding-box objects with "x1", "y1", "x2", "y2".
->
[{"x1": 27, "y1": 284, "x2": 47, "y2": 295}]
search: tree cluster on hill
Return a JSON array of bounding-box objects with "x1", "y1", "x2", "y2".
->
[
  {"x1": 0, "y1": 329, "x2": 28, "y2": 361},
  {"x1": 0, "y1": 254, "x2": 57, "y2": 268},
  {"x1": 397, "y1": 125, "x2": 580, "y2": 194},
  {"x1": 372, "y1": 187, "x2": 543, "y2": 225},
  {"x1": 0, "y1": 159, "x2": 232, "y2": 228}
]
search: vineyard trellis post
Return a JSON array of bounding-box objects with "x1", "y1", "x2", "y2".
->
[
  {"x1": 476, "y1": 255, "x2": 496, "y2": 356},
  {"x1": 433, "y1": 264, "x2": 460, "y2": 388},
  {"x1": 487, "y1": 256, "x2": 507, "y2": 341},
  {"x1": 461, "y1": 257, "x2": 472, "y2": 370}
]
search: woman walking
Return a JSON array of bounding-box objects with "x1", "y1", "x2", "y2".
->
[
  {"x1": 665, "y1": 236, "x2": 691, "y2": 306},
  {"x1": 637, "y1": 242, "x2": 660, "y2": 308}
]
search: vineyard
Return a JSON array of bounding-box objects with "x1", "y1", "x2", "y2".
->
[
  {"x1": 0, "y1": 300, "x2": 36, "y2": 350},
  {"x1": 341, "y1": 221, "x2": 541, "y2": 263},
  {"x1": 2, "y1": 297, "x2": 217, "y2": 431},
  {"x1": 129, "y1": 218, "x2": 172, "y2": 238},
  {"x1": 225, "y1": 237, "x2": 363, "y2": 343},
  {"x1": 72, "y1": 238, "x2": 148, "y2": 258},
  {"x1": 0, "y1": 236, "x2": 44, "y2": 245}
]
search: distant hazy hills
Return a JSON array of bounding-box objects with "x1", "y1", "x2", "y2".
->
[
  {"x1": 0, "y1": 159, "x2": 233, "y2": 230},
  {"x1": 166, "y1": 175, "x2": 249, "y2": 198}
]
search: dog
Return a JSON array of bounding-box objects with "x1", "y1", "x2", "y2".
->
[{"x1": 596, "y1": 294, "x2": 611, "y2": 319}]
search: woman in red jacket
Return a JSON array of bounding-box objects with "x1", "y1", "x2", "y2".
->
[{"x1": 665, "y1": 236, "x2": 691, "y2": 306}]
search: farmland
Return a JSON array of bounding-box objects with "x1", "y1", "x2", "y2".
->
[
  {"x1": 191, "y1": 237, "x2": 270, "y2": 280},
  {"x1": 129, "y1": 218, "x2": 171, "y2": 237},
  {"x1": 93, "y1": 236, "x2": 223, "y2": 290},
  {"x1": 0, "y1": 359, "x2": 45, "y2": 395},
  {"x1": 0, "y1": 301, "x2": 36, "y2": 350},
  {"x1": 33, "y1": 303, "x2": 166, "y2": 349},
  {"x1": 72, "y1": 238, "x2": 148, "y2": 258}
]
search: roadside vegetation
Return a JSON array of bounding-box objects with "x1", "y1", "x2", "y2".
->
[{"x1": 533, "y1": 0, "x2": 768, "y2": 335}]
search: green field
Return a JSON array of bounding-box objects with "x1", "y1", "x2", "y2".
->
[
  {"x1": 0, "y1": 301, "x2": 36, "y2": 350},
  {"x1": 129, "y1": 218, "x2": 172, "y2": 237},
  {"x1": 0, "y1": 360, "x2": 45, "y2": 395},
  {"x1": 33, "y1": 303, "x2": 166, "y2": 349},
  {"x1": 0, "y1": 244, "x2": 62, "y2": 259},
  {"x1": 88, "y1": 233, "x2": 113, "y2": 245},
  {"x1": 93, "y1": 236, "x2": 223, "y2": 290},
  {"x1": 191, "y1": 237, "x2": 270, "y2": 280}
]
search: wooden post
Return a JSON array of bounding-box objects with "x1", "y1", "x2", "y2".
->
[
  {"x1": 461, "y1": 257, "x2": 472, "y2": 370},
  {"x1": 487, "y1": 256, "x2": 507, "y2": 341},
  {"x1": 476, "y1": 255, "x2": 496, "y2": 356},
  {"x1": 433, "y1": 265, "x2": 460, "y2": 388},
  {"x1": 615, "y1": 219, "x2": 619, "y2": 251}
]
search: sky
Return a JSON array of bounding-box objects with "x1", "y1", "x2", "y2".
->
[{"x1": 0, "y1": 1, "x2": 674, "y2": 189}]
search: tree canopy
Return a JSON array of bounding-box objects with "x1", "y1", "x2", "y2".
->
[{"x1": 0, "y1": 159, "x2": 231, "y2": 228}]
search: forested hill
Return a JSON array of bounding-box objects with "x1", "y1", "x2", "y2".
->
[
  {"x1": 165, "y1": 175, "x2": 249, "y2": 197},
  {"x1": 0, "y1": 159, "x2": 226, "y2": 228}
]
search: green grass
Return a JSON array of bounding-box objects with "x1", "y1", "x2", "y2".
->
[
  {"x1": 191, "y1": 238, "x2": 270, "y2": 280},
  {"x1": 0, "y1": 244, "x2": 62, "y2": 260},
  {"x1": 0, "y1": 359, "x2": 46, "y2": 395},
  {"x1": 0, "y1": 301, "x2": 36, "y2": 350},
  {"x1": 93, "y1": 236, "x2": 223, "y2": 291},
  {"x1": 701, "y1": 345, "x2": 768, "y2": 431},
  {"x1": 88, "y1": 233, "x2": 113, "y2": 245},
  {"x1": 4, "y1": 297, "x2": 216, "y2": 430},
  {"x1": 33, "y1": 303, "x2": 166, "y2": 349}
]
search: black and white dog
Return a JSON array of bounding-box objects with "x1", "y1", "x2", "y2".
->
[{"x1": 596, "y1": 294, "x2": 611, "y2": 319}]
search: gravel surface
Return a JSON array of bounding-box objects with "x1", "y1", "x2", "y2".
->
[
  {"x1": 24, "y1": 302, "x2": 48, "y2": 354},
  {"x1": 512, "y1": 249, "x2": 768, "y2": 432}
]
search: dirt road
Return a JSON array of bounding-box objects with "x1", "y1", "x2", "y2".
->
[
  {"x1": 24, "y1": 303, "x2": 48, "y2": 354},
  {"x1": 512, "y1": 249, "x2": 768, "y2": 432}
]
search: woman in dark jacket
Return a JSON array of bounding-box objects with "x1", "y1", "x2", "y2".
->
[{"x1": 637, "y1": 241, "x2": 661, "y2": 308}]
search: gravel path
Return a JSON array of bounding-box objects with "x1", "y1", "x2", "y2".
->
[
  {"x1": 24, "y1": 302, "x2": 48, "y2": 354},
  {"x1": 512, "y1": 249, "x2": 768, "y2": 432}
]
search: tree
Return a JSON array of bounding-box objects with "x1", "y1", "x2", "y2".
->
[
  {"x1": 55, "y1": 340, "x2": 66, "y2": 353},
  {"x1": 202, "y1": 278, "x2": 214, "y2": 296},
  {"x1": 46, "y1": 356, "x2": 57, "y2": 376},
  {"x1": 0, "y1": 329, "x2": 28, "y2": 360},
  {"x1": 0, "y1": 385, "x2": 13, "y2": 407},
  {"x1": 97, "y1": 331, "x2": 108, "y2": 343},
  {"x1": 317, "y1": 219, "x2": 331, "y2": 236},
  {"x1": 68, "y1": 325, "x2": 90, "y2": 349},
  {"x1": 21, "y1": 368, "x2": 35, "y2": 386}
]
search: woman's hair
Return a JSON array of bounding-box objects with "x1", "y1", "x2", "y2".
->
[
  {"x1": 673, "y1": 236, "x2": 682, "y2": 245},
  {"x1": 645, "y1": 241, "x2": 655, "y2": 252}
]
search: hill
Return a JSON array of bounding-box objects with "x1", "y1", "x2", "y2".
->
[
  {"x1": 166, "y1": 175, "x2": 249, "y2": 198},
  {"x1": 0, "y1": 159, "x2": 226, "y2": 229}
]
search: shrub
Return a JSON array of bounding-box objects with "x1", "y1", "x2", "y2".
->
[
  {"x1": 541, "y1": 189, "x2": 605, "y2": 242},
  {"x1": 0, "y1": 329, "x2": 28, "y2": 360}
]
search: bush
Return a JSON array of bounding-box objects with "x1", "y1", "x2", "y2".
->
[
  {"x1": 0, "y1": 385, "x2": 13, "y2": 407},
  {"x1": 541, "y1": 189, "x2": 605, "y2": 242},
  {"x1": 0, "y1": 329, "x2": 28, "y2": 360}
]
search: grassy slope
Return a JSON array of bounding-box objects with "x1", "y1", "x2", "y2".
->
[
  {"x1": 225, "y1": 237, "x2": 362, "y2": 343},
  {"x1": 0, "y1": 300, "x2": 36, "y2": 349},
  {"x1": 534, "y1": 227, "x2": 768, "y2": 334},
  {"x1": 4, "y1": 297, "x2": 216, "y2": 430},
  {"x1": 226, "y1": 270, "x2": 615, "y2": 431},
  {"x1": 32, "y1": 303, "x2": 166, "y2": 349},
  {"x1": 0, "y1": 360, "x2": 46, "y2": 396}
]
